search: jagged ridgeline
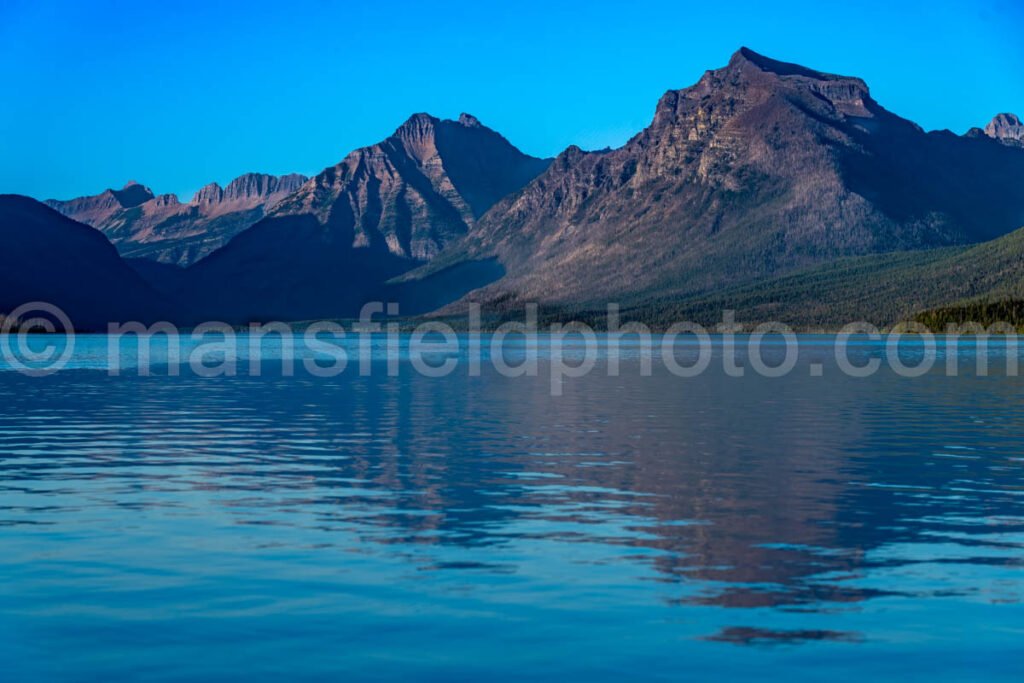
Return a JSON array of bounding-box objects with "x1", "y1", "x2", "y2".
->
[
  {"x1": 166, "y1": 113, "x2": 550, "y2": 323},
  {"x1": 46, "y1": 173, "x2": 308, "y2": 266},
  {"x1": 404, "y1": 48, "x2": 1024, "y2": 325},
  {"x1": 6, "y1": 48, "x2": 1024, "y2": 328}
]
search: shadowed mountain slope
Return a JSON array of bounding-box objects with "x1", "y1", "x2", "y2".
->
[{"x1": 0, "y1": 195, "x2": 179, "y2": 330}]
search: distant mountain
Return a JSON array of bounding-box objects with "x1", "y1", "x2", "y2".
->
[
  {"x1": 0, "y1": 195, "x2": 178, "y2": 330},
  {"x1": 46, "y1": 173, "x2": 307, "y2": 266},
  {"x1": 984, "y1": 113, "x2": 1024, "y2": 147},
  {"x1": 406, "y1": 48, "x2": 1024, "y2": 314},
  {"x1": 171, "y1": 113, "x2": 549, "y2": 323}
]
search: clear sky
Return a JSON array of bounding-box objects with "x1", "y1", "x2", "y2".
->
[{"x1": 2, "y1": 0, "x2": 1022, "y2": 201}]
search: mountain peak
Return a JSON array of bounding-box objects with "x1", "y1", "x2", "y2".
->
[
  {"x1": 458, "y1": 113, "x2": 483, "y2": 128},
  {"x1": 110, "y1": 181, "x2": 154, "y2": 208},
  {"x1": 728, "y1": 46, "x2": 768, "y2": 66},
  {"x1": 985, "y1": 113, "x2": 1024, "y2": 143},
  {"x1": 222, "y1": 173, "x2": 307, "y2": 201},
  {"x1": 652, "y1": 48, "x2": 875, "y2": 132},
  {"x1": 186, "y1": 173, "x2": 308, "y2": 206},
  {"x1": 727, "y1": 47, "x2": 858, "y2": 83},
  {"x1": 394, "y1": 113, "x2": 440, "y2": 138},
  {"x1": 191, "y1": 182, "x2": 224, "y2": 205}
]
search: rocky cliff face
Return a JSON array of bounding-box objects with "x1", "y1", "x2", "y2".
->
[
  {"x1": 984, "y1": 113, "x2": 1024, "y2": 147},
  {"x1": 267, "y1": 113, "x2": 551, "y2": 260},
  {"x1": 417, "y1": 48, "x2": 1024, "y2": 310},
  {"x1": 45, "y1": 173, "x2": 307, "y2": 265},
  {"x1": 44, "y1": 181, "x2": 155, "y2": 228},
  {"x1": 168, "y1": 114, "x2": 549, "y2": 322},
  {"x1": 191, "y1": 172, "x2": 308, "y2": 211}
]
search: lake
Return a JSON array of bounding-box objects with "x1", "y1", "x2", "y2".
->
[{"x1": 1, "y1": 335, "x2": 1022, "y2": 681}]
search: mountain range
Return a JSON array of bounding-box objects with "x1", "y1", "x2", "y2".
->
[
  {"x1": 408, "y1": 49, "x2": 1024, "y2": 314},
  {"x1": 46, "y1": 173, "x2": 308, "y2": 266},
  {"x1": 5, "y1": 47, "x2": 1024, "y2": 330},
  {"x1": 163, "y1": 112, "x2": 550, "y2": 323}
]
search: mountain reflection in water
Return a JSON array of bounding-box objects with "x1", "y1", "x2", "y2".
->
[{"x1": 1, "y1": 338, "x2": 1022, "y2": 681}]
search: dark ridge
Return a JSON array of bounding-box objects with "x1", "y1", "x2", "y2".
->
[
  {"x1": 387, "y1": 258, "x2": 505, "y2": 315},
  {"x1": 0, "y1": 194, "x2": 178, "y2": 329},
  {"x1": 110, "y1": 182, "x2": 155, "y2": 208}
]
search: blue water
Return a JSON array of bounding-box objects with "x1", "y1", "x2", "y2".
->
[{"x1": 1, "y1": 336, "x2": 1022, "y2": 681}]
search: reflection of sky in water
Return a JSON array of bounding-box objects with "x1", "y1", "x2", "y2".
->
[
  {"x1": 5, "y1": 333, "x2": 1020, "y2": 373},
  {"x1": 1, "y1": 337, "x2": 1022, "y2": 681}
]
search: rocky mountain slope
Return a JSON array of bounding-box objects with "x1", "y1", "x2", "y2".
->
[
  {"x1": 0, "y1": 195, "x2": 178, "y2": 329},
  {"x1": 172, "y1": 113, "x2": 549, "y2": 322},
  {"x1": 984, "y1": 113, "x2": 1024, "y2": 147},
  {"x1": 46, "y1": 173, "x2": 307, "y2": 265},
  {"x1": 409, "y1": 48, "x2": 1024, "y2": 313},
  {"x1": 21, "y1": 49, "x2": 1024, "y2": 328},
  {"x1": 594, "y1": 223, "x2": 1024, "y2": 330}
]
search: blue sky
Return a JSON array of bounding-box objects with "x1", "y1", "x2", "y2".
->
[{"x1": 2, "y1": 0, "x2": 1022, "y2": 201}]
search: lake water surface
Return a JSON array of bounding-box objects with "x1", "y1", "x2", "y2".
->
[{"x1": 2, "y1": 336, "x2": 1022, "y2": 681}]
